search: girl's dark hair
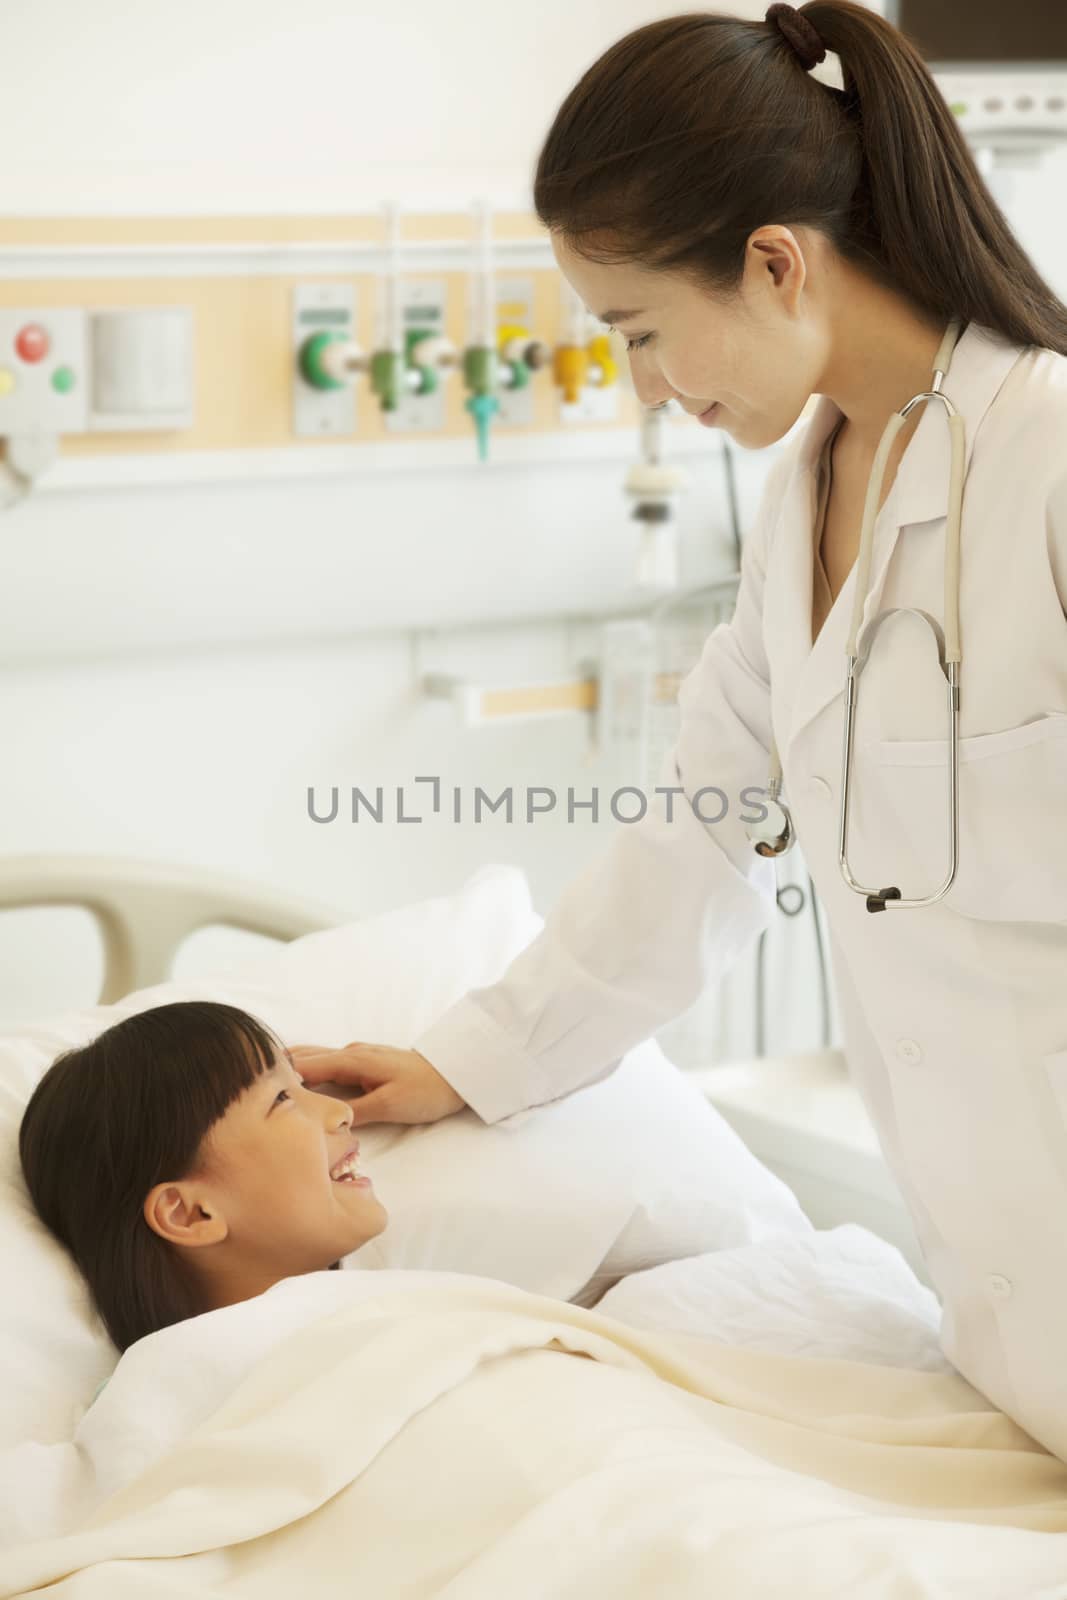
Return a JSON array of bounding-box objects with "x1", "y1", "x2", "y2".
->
[
  {"x1": 18, "y1": 1001, "x2": 284, "y2": 1354},
  {"x1": 533, "y1": 2, "x2": 1067, "y2": 355}
]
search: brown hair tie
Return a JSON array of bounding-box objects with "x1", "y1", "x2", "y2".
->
[{"x1": 765, "y1": 3, "x2": 827, "y2": 71}]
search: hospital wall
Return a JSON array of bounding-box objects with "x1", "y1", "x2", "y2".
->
[{"x1": 2, "y1": 0, "x2": 1061, "y2": 1076}]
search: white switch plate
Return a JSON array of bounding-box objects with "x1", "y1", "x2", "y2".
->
[{"x1": 89, "y1": 307, "x2": 194, "y2": 431}]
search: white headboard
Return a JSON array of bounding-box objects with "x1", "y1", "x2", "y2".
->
[{"x1": 0, "y1": 855, "x2": 346, "y2": 1004}]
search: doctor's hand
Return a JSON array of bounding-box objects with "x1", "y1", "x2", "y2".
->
[{"x1": 290, "y1": 1042, "x2": 467, "y2": 1127}]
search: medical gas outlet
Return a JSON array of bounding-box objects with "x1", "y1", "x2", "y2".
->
[
  {"x1": 463, "y1": 326, "x2": 551, "y2": 462},
  {"x1": 293, "y1": 280, "x2": 617, "y2": 450},
  {"x1": 554, "y1": 333, "x2": 618, "y2": 406},
  {"x1": 298, "y1": 331, "x2": 459, "y2": 406},
  {"x1": 293, "y1": 282, "x2": 463, "y2": 437}
]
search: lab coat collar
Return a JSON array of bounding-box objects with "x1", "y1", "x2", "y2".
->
[{"x1": 772, "y1": 319, "x2": 1025, "y2": 756}]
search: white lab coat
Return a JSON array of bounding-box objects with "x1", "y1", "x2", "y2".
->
[{"x1": 413, "y1": 320, "x2": 1067, "y2": 1462}]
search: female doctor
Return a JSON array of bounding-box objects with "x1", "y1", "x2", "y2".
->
[{"x1": 299, "y1": 2, "x2": 1067, "y2": 1461}]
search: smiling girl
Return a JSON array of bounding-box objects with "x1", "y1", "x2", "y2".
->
[{"x1": 18, "y1": 1001, "x2": 388, "y2": 1352}]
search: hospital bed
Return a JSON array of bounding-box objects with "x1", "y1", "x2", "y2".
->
[
  {"x1": 9, "y1": 853, "x2": 1064, "y2": 1598},
  {"x1": 0, "y1": 850, "x2": 927, "y2": 1282},
  {"x1": 0, "y1": 852, "x2": 349, "y2": 1004}
]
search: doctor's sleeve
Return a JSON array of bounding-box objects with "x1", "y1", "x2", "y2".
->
[{"x1": 410, "y1": 448, "x2": 797, "y2": 1125}]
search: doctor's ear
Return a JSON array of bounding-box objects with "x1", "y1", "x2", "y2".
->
[
  {"x1": 747, "y1": 225, "x2": 808, "y2": 307},
  {"x1": 142, "y1": 1181, "x2": 228, "y2": 1249}
]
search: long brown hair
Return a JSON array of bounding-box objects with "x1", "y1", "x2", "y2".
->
[
  {"x1": 19, "y1": 1001, "x2": 285, "y2": 1353},
  {"x1": 533, "y1": 2, "x2": 1067, "y2": 355}
]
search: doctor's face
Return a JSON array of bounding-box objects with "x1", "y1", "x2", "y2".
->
[{"x1": 551, "y1": 225, "x2": 827, "y2": 449}]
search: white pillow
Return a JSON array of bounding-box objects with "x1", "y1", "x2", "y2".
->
[
  {"x1": 346, "y1": 1033, "x2": 810, "y2": 1304},
  {"x1": 0, "y1": 862, "x2": 808, "y2": 1448}
]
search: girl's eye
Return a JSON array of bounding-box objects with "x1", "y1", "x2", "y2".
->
[{"x1": 273, "y1": 1088, "x2": 293, "y2": 1107}]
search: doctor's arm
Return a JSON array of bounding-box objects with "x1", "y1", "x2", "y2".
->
[{"x1": 389, "y1": 445, "x2": 801, "y2": 1127}]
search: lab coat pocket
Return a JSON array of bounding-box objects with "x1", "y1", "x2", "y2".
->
[{"x1": 867, "y1": 712, "x2": 1067, "y2": 922}]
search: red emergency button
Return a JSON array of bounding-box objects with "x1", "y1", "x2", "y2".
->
[{"x1": 15, "y1": 323, "x2": 49, "y2": 363}]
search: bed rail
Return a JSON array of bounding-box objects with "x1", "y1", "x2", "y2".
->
[{"x1": 0, "y1": 854, "x2": 346, "y2": 1003}]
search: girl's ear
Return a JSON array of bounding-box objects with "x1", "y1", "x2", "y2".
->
[{"x1": 143, "y1": 1177, "x2": 227, "y2": 1248}]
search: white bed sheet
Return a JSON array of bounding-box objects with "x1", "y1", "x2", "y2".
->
[
  {"x1": 4, "y1": 1256, "x2": 1066, "y2": 1600},
  {"x1": 1, "y1": 1221, "x2": 952, "y2": 1554}
]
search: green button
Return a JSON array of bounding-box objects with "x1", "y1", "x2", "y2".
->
[{"x1": 52, "y1": 366, "x2": 76, "y2": 393}]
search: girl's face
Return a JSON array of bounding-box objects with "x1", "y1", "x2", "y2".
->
[
  {"x1": 551, "y1": 225, "x2": 828, "y2": 451},
  {"x1": 144, "y1": 1046, "x2": 387, "y2": 1294}
]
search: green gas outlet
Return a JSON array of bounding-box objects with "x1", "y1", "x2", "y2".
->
[{"x1": 384, "y1": 281, "x2": 447, "y2": 435}]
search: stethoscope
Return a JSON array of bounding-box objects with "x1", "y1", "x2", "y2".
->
[{"x1": 745, "y1": 317, "x2": 967, "y2": 914}]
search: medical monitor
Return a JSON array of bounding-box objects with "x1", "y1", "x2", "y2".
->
[
  {"x1": 886, "y1": 0, "x2": 1067, "y2": 157},
  {"x1": 887, "y1": 0, "x2": 1066, "y2": 65}
]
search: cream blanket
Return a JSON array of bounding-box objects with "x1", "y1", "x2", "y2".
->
[{"x1": 4, "y1": 1272, "x2": 1067, "y2": 1598}]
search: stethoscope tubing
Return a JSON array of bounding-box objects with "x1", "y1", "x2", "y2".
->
[{"x1": 755, "y1": 319, "x2": 967, "y2": 913}]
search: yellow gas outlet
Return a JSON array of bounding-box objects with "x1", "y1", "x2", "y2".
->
[{"x1": 587, "y1": 333, "x2": 618, "y2": 387}]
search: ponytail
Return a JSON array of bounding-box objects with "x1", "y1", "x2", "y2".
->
[
  {"x1": 802, "y1": 1, "x2": 1067, "y2": 351},
  {"x1": 533, "y1": 1, "x2": 1067, "y2": 355}
]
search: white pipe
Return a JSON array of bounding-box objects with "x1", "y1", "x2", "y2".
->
[{"x1": 478, "y1": 197, "x2": 494, "y2": 347}]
